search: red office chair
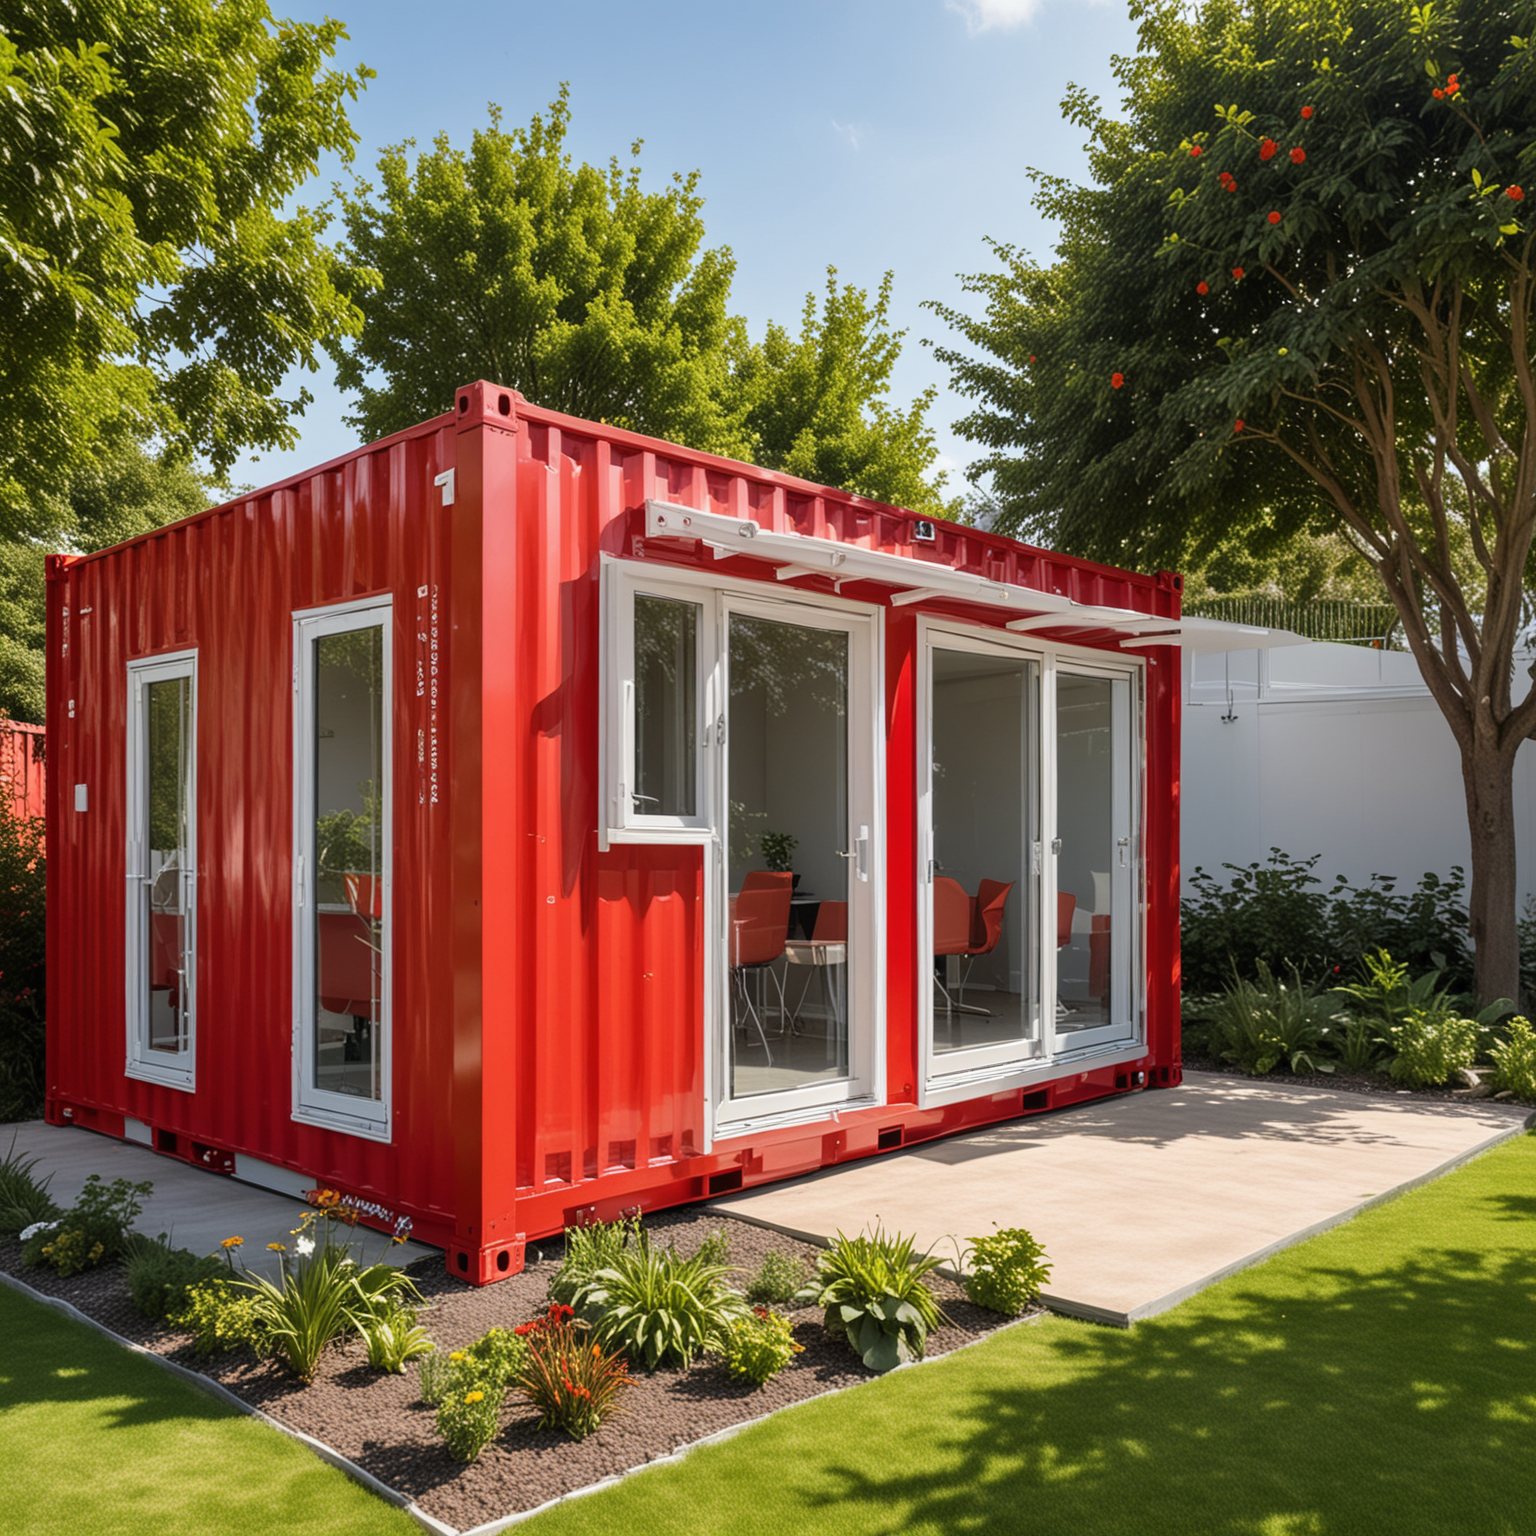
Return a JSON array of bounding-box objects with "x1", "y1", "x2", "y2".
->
[
  {"x1": 1057, "y1": 891, "x2": 1077, "y2": 949},
  {"x1": 729, "y1": 872, "x2": 792, "y2": 1062},
  {"x1": 784, "y1": 899, "x2": 848, "y2": 1033},
  {"x1": 318, "y1": 911, "x2": 380, "y2": 1061},
  {"x1": 148, "y1": 912, "x2": 185, "y2": 1050},
  {"x1": 954, "y1": 878, "x2": 1015, "y2": 1014},
  {"x1": 933, "y1": 877, "x2": 1015, "y2": 1018}
]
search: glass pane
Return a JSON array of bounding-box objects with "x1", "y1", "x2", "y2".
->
[
  {"x1": 634, "y1": 594, "x2": 698, "y2": 817},
  {"x1": 931, "y1": 649, "x2": 1037, "y2": 1057},
  {"x1": 726, "y1": 614, "x2": 849, "y2": 1099},
  {"x1": 143, "y1": 676, "x2": 190, "y2": 1054},
  {"x1": 312, "y1": 627, "x2": 385, "y2": 1100},
  {"x1": 1055, "y1": 673, "x2": 1128, "y2": 1033}
]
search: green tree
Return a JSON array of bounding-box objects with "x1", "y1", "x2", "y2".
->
[
  {"x1": 932, "y1": 0, "x2": 1536, "y2": 1003},
  {"x1": 0, "y1": 436, "x2": 212, "y2": 721},
  {"x1": 330, "y1": 88, "x2": 749, "y2": 457},
  {"x1": 0, "y1": 0, "x2": 372, "y2": 542},
  {"x1": 734, "y1": 269, "x2": 959, "y2": 518}
]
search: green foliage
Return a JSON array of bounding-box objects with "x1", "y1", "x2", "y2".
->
[
  {"x1": 361, "y1": 1308, "x2": 435, "y2": 1375},
  {"x1": 0, "y1": 1133, "x2": 58, "y2": 1234},
  {"x1": 758, "y1": 832, "x2": 798, "y2": 875},
  {"x1": 745, "y1": 1249, "x2": 812, "y2": 1305},
  {"x1": 0, "y1": 796, "x2": 45, "y2": 1121},
  {"x1": 1332, "y1": 1017, "x2": 1388, "y2": 1074},
  {"x1": 1488, "y1": 1016, "x2": 1536, "y2": 1102},
  {"x1": 1519, "y1": 898, "x2": 1536, "y2": 1013},
  {"x1": 695, "y1": 1227, "x2": 733, "y2": 1268},
  {"x1": 512, "y1": 1304, "x2": 631, "y2": 1440},
  {"x1": 572, "y1": 1234, "x2": 747, "y2": 1371},
  {"x1": 931, "y1": 0, "x2": 1536, "y2": 1004},
  {"x1": 168, "y1": 1278, "x2": 269, "y2": 1358},
  {"x1": 1332, "y1": 949, "x2": 1456, "y2": 1031},
  {"x1": 419, "y1": 1326, "x2": 527, "y2": 1402},
  {"x1": 1386, "y1": 1011, "x2": 1480, "y2": 1089},
  {"x1": 0, "y1": 2, "x2": 372, "y2": 540},
  {"x1": 434, "y1": 1382, "x2": 502, "y2": 1464},
  {"x1": 1209, "y1": 962, "x2": 1341, "y2": 1077},
  {"x1": 797, "y1": 1228, "x2": 947, "y2": 1373},
  {"x1": 719, "y1": 1306, "x2": 804, "y2": 1385},
  {"x1": 24, "y1": 1174, "x2": 151, "y2": 1274},
  {"x1": 961, "y1": 1228, "x2": 1052, "y2": 1317},
  {"x1": 548, "y1": 1213, "x2": 641, "y2": 1306},
  {"x1": 1180, "y1": 853, "x2": 1472, "y2": 995},
  {"x1": 123, "y1": 1233, "x2": 224, "y2": 1322}
]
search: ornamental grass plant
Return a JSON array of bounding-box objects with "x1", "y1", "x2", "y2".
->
[
  {"x1": 513, "y1": 1303, "x2": 631, "y2": 1440},
  {"x1": 0, "y1": 1133, "x2": 59, "y2": 1236}
]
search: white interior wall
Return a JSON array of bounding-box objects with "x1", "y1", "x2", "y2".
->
[{"x1": 1181, "y1": 641, "x2": 1536, "y2": 906}]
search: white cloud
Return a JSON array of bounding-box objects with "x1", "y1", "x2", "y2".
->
[
  {"x1": 831, "y1": 118, "x2": 863, "y2": 151},
  {"x1": 946, "y1": 0, "x2": 1043, "y2": 33}
]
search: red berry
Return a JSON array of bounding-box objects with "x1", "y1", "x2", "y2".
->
[
  {"x1": 1259, "y1": 138, "x2": 1277, "y2": 161},
  {"x1": 1232, "y1": 267, "x2": 1245, "y2": 280},
  {"x1": 1300, "y1": 105, "x2": 1314, "y2": 119},
  {"x1": 1190, "y1": 145, "x2": 1203, "y2": 157},
  {"x1": 1268, "y1": 211, "x2": 1282, "y2": 224},
  {"x1": 1290, "y1": 147, "x2": 1306, "y2": 163},
  {"x1": 1196, "y1": 281, "x2": 1209, "y2": 295},
  {"x1": 1111, "y1": 373, "x2": 1124, "y2": 389},
  {"x1": 1507, "y1": 186, "x2": 1525, "y2": 201}
]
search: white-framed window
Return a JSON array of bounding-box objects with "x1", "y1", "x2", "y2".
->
[
  {"x1": 125, "y1": 650, "x2": 198, "y2": 1090},
  {"x1": 292, "y1": 597, "x2": 392, "y2": 1139}
]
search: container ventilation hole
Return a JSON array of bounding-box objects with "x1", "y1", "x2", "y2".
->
[{"x1": 498, "y1": 393, "x2": 511, "y2": 416}]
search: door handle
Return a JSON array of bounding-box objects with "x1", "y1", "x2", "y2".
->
[{"x1": 1117, "y1": 836, "x2": 1130, "y2": 868}]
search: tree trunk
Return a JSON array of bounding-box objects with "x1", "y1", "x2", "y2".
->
[{"x1": 1462, "y1": 741, "x2": 1521, "y2": 1007}]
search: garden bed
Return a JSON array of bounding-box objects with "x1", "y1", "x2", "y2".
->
[
  {"x1": 0, "y1": 1209, "x2": 1033, "y2": 1531},
  {"x1": 1182, "y1": 1054, "x2": 1487, "y2": 1102}
]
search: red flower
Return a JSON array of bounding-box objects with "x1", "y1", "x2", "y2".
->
[
  {"x1": 1300, "y1": 105, "x2": 1314, "y2": 120},
  {"x1": 1111, "y1": 373, "x2": 1124, "y2": 389},
  {"x1": 1268, "y1": 211, "x2": 1282, "y2": 224},
  {"x1": 1447, "y1": 73, "x2": 1459, "y2": 89},
  {"x1": 1196, "y1": 281, "x2": 1209, "y2": 295},
  {"x1": 1432, "y1": 87, "x2": 1445, "y2": 99},
  {"x1": 1190, "y1": 144, "x2": 1203, "y2": 157},
  {"x1": 1259, "y1": 138, "x2": 1277, "y2": 161},
  {"x1": 1232, "y1": 267, "x2": 1245, "y2": 280},
  {"x1": 1507, "y1": 186, "x2": 1525, "y2": 201},
  {"x1": 1029, "y1": 354, "x2": 1037, "y2": 363},
  {"x1": 1234, "y1": 420, "x2": 1245, "y2": 432},
  {"x1": 1290, "y1": 147, "x2": 1306, "y2": 164}
]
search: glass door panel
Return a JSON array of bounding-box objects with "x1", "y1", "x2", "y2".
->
[
  {"x1": 1054, "y1": 670, "x2": 1136, "y2": 1046},
  {"x1": 928, "y1": 646, "x2": 1040, "y2": 1073}
]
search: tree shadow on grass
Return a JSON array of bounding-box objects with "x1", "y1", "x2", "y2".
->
[{"x1": 796, "y1": 1234, "x2": 1536, "y2": 1535}]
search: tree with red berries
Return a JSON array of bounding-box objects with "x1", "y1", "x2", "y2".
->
[{"x1": 932, "y1": 0, "x2": 1536, "y2": 1004}]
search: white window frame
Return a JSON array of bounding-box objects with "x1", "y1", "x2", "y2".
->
[
  {"x1": 125, "y1": 649, "x2": 198, "y2": 1091},
  {"x1": 291, "y1": 596, "x2": 393, "y2": 1140},
  {"x1": 915, "y1": 618, "x2": 1148, "y2": 1106}
]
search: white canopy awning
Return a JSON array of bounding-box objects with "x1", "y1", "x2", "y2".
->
[{"x1": 644, "y1": 500, "x2": 1305, "y2": 654}]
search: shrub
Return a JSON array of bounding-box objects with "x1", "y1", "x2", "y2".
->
[
  {"x1": 0, "y1": 799, "x2": 46, "y2": 1124},
  {"x1": 961, "y1": 1227, "x2": 1051, "y2": 1316},
  {"x1": 696, "y1": 1226, "x2": 732, "y2": 1267},
  {"x1": 464, "y1": 1325, "x2": 529, "y2": 1388},
  {"x1": 1331, "y1": 949, "x2": 1454, "y2": 1031},
  {"x1": 24, "y1": 1174, "x2": 152, "y2": 1274},
  {"x1": 745, "y1": 1249, "x2": 811, "y2": 1305},
  {"x1": 362, "y1": 1307, "x2": 436, "y2": 1374},
  {"x1": 1520, "y1": 898, "x2": 1536, "y2": 1015},
  {"x1": 1180, "y1": 851, "x2": 1472, "y2": 994},
  {"x1": 169, "y1": 1278, "x2": 269, "y2": 1357},
  {"x1": 572, "y1": 1235, "x2": 747, "y2": 1370},
  {"x1": 123, "y1": 1233, "x2": 224, "y2": 1320},
  {"x1": 419, "y1": 1326, "x2": 530, "y2": 1402},
  {"x1": 1208, "y1": 962, "x2": 1340, "y2": 1076},
  {"x1": 0, "y1": 1133, "x2": 59, "y2": 1235},
  {"x1": 435, "y1": 1384, "x2": 501, "y2": 1463},
  {"x1": 1332, "y1": 1017, "x2": 1387, "y2": 1074},
  {"x1": 1386, "y1": 1010, "x2": 1479, "y2": 1089},
  {"x1": 513, "y1": 1304, "x2": 630, "y2": 1439},
  {"x1": 1489, "y1": 1017, "x2": 1536, "y2": 1103},
  {"x1": 548, "y1": 1213, "x2": 640, "y2": 1306},
  {"x1": 796, "y1": 1227, "x2": 947, "y2": 1373},
  {"x1": 719, "y1": 1306, "x2": 803, "y2": 1385}
]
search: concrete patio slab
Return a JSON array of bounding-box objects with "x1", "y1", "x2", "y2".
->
[
  {"x1": 712, "y1": 1072, "x2": 1533, "y2": 1326},
  {"x1": 3, "y1": 1121, "x2": 439, "y2": 1279}
]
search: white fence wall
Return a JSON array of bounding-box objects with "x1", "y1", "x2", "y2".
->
[{"x1": 1180, "y1": 641, "x2": 1536, "y2": 906}]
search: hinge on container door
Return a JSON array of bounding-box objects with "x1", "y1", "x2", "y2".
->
[
  {"x1": 1032, "y1": 841, "x2": 1042, "y2": 876},
  {"x1": 434, "y1": 469, "x2": 455, "y2": 506},
  {"x1": 296, "y1": 851, "x2": 305, "y2": 908}
]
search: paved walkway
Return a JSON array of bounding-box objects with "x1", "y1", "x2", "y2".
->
[
  {"x1": 713, "y1": 1072, "x2": 1532, "y2": 1325},
  {"x1": 3, "y1": 1121, "x2": 439, "y2": 1279}
]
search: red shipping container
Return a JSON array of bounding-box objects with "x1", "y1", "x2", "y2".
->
[{"x1": 47, "y1": 382, "x2": 1201, "y2": 1282}]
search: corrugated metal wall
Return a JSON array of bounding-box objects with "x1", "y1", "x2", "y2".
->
[{"x1": 1, "y1": 720, "x2": 45, "y2": 822}]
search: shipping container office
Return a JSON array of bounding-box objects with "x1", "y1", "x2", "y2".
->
[{"x1": 46, "y1": 381, "x2": 1261, "y2": 1283}]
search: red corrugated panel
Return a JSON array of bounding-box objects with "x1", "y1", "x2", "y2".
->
[{"x1": 1, "y1": 720, "x2": 45, "y2": 822}]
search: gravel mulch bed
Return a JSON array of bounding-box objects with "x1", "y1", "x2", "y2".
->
[{"x1": 2, "y1": 1210, "x2": 1034, "y2": 1531}]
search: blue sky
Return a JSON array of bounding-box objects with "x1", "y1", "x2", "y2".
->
[{"x1": 245, "y1": 0, "x2": 1140, "y2": 494}]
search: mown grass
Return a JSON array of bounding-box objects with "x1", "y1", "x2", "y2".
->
[
  {"x1": 0, "y1": 1285, "x2": 416, "y2": 1536},
  {"x1": 523, "y1": 1131, "x2": 1536, "y2": 1536}
]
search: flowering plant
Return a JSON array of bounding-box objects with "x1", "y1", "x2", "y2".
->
[
  {"x1": 720, "y1": 1306, "x2": 804, "y2": 1385},
  {"x1": 435, "y1": 1383, "x2": 501, "y2": 1462},
  {"x1": 513, "y1": 1307, "x2": 630, "y2": 1440}
]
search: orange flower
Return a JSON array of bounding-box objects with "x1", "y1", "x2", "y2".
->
[
  {"x1": 1111, "y1": 373, "x2": 1124, "y2": 390},
  {"x1": 1268, "y1": 211, "x2": 1281, "y2": 224},
  {"x1": 1290, "y1": 147, "x2": 1306, "y2": 164},
  {"x1": 1300, "y1": 105, "x2": 1314, "y2": 119},
  {"x1": 1432, "y1": 88, "x2": 1445, "y2": 99},
  {"x1": 1507, "y1": 186, "x2": 1525, "y2": 201}
]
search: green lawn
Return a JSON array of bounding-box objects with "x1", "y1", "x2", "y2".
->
[
  {"x1": 0, "y1": 1286, "x2": 416, "y2": 1536},
  {"x1": 524, "y1": 1131, "x2": 1536, "y2": 1536}
]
